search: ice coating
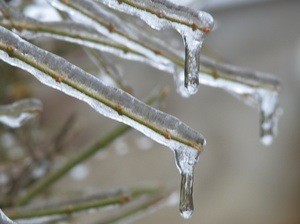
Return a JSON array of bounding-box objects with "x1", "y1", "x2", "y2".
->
[
  {"x1": 0, "y1": 27, "x2": 205, "y2": 217},
  {"x1": 174, "y1": 147, "x2": 200, "y2": 219},
  {"x1": 48, "y1": 0, "x2": 175, "y2": 73},
  {"x1": 0, "y1": 210, "x2": 15, "y2": 224},
  {"x1": 0, "y1": 14, "x2": 152, "y2": 64},
  {"x1": 51, "y1": 0, "x2": 213, "y2": 94},
  {"x1": 84, "y1": 49, "x2": 131, "y2": 91},
  {"x1": 0, "y1": 99, "x2": 42, "y2": 128}
]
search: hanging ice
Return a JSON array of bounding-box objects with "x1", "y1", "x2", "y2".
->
[
  {"x1": 0, "y1": 99, "x2": 42, "y2": 128},
  {"x1": 174, "y1": 147, "x2": 201, "y2": 219},
  {"x1": 199, "y1": 56, "x2": 282, "y2": 145},
  {"x1": 173, "y1": 69, "x2": 191, "y2": 97}
]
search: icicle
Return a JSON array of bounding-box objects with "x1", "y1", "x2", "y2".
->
[
  {"x1": 0, "y1": 99, "x2": 42, "y2": 128},
  {"x1": 199, "y1": 56, "x2": 282, "y2": 144},
  {"x1": 173, "y1": 68, "x2": 191, "y2": 98},
  {"x1": 0, "y1": 210, "x2": 15, "y2": 224},
  {"x1": 173, "y1": 146, "x2": 201, "y2": 219},
  {"x1": 183, "y1": 34, "x2": 202, "y2": 94},
  {"x1": 94, "y1": 0, "x2": 213, "y2": 94},
  {"x1": 256, "y1": 89, "x2": 282, "y2": 145}
]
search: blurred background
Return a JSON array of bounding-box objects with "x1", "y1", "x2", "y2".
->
[{"x1": 1, "y1": 0, "x2": 300, "y2": 223}]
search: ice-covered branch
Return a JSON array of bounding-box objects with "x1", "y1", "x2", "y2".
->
[
  {"x1": 0, "y1": 98, "x2": 42, "y2": 128},
  {"x1": 0, "y1": 210, "x2": 15, "y2": 224},
  {"x1": 0, "y1": 26, "x2": 203, "y2": 217},
  {"x1": 0, "y1": 14, "x2": 148, "y2": 61}
]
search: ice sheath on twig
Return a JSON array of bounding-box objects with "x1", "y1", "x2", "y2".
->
[{"x1": 0, "y1": 98, "x2": 42, "y2": 128}]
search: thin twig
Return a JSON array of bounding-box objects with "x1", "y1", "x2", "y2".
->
[{"x1": 8, "y1": 187, "x2": 158, "y2": 220}]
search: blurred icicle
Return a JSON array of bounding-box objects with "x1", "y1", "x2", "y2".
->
[
  {"x1": 0, "y1": 210, "x2": 15, "y2": 224},
  {"x1": 0, "y1": 26, "x2": 205, "y2": 217},
  {"x1": 200, "y1": 56, "x2": 282, "y2": 145},
  {"x1": 0, "y1": 99, "x2": 42, "y2": 128}
]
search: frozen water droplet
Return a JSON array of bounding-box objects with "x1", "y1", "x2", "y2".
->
[
  {"x1": 260, "y1": 135, "x2": 273, "y2": 146},
  {"x1": 173, "y1": 147, "x2": 201, "y2": 219},
  {"x1": 257, "y1": 89, "x2": 282, "y2": 146},
  {"x1": 173, "y1": 69, "x2": 191, "y2": 98},
  {"x1": 70, "y1": 164, "x2": 89, "y2": 181}
]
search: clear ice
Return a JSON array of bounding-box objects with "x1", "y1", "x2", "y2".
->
[
  {"x1": 0, "y1": 26, "x2": 205, "y2": 218},
  {"x1": 256, "y1": 89, "x2": 282, "y2": 145},
  {"x1": 174, "y1": 147, "x2": 201, "y2": 219},
  {"x1": 0, "y1": 98, "x2": 42, "y2": 128}
]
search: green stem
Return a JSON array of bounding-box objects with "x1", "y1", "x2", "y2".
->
[{"x1": 9, "y1": 187, "x2": 157, "y2": 220}]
